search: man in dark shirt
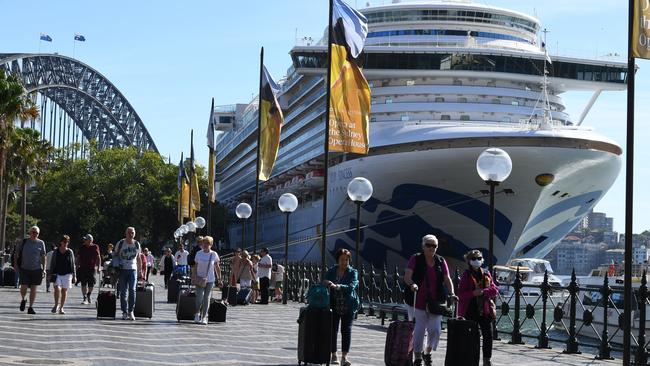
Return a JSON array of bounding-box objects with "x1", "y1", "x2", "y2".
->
[
  {"x1": 76, "y1": 234, "x2": 101, "y2": 305},
  {"x1": 15, "y1": 226, "x2": 46, "y2": 314}
]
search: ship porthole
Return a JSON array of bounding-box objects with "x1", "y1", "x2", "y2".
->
[{"x1": 535, "y1": 173, "x2": 555, "y2": 186}]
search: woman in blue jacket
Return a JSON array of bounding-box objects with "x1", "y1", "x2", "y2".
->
[{"x1": 323, "y1": 248, "x2": 359, "y2": 366}]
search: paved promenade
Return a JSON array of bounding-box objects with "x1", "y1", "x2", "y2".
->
[{"x1": 0, "y1": 274, "x2": 619, "y2": 366}]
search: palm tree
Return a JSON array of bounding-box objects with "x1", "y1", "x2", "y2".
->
[{"x1": 0, "y1": 69, "x2": 39, "y2": 254}]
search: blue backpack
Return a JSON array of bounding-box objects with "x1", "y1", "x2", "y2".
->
[{"x1": 306, "y1": 284, "x2": 330, "y2": 309}]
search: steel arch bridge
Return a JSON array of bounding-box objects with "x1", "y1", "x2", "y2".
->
[{"x1": 0, "y1": 53, "x2": 158, "y2": 152}]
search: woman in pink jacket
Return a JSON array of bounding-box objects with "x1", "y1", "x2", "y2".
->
[{"x1": 457, "y1": 250, "x2": 499, "y2": 366}]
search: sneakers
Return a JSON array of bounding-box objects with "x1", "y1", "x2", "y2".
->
[
  {"x1": 19, "y1": 299, "x2": 26, "y2": 312},
  {"x1": 81, "y1": 297, "x2": 89, "y2": 305},
  {"x1": 341, "y1": 360, "x2": 351, "y2": 366},
  {"x1": 122, "y1": 312, "x2": 128, "y2": 320},
  {"x1": 58, "y1": 309, "x2": 66, "y2": 315},
  {"x1": 331, "y1": 354, "x2": 339, "y2": 365},
  {"x1": 27, "y1": 307, "x2": 36, "y2": 315},
  {"x1": 484, "y1": 359, "x2": 492, "y2": 366},
  {"x1": 194, "y1": 313, "x2": 201, "y2": 324},
  {"x1": 414, "y1": 358, "x2": 423, "y2": 366},
  {"x1": 51, "y1": 305, "x2": 58, "y2": 314},
  {"x1": 201, "y1": 317, "x2": 208, "y2": 325},
  {"x1": 128, "y1": 312, "x2": 135, "y2": 321},
  {"x1": 422, "y1": 353, "x2": 432, "y2": 366}
]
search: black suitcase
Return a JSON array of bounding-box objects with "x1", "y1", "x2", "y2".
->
[
  {"x1": 176, "y1": 288, "x2": 196, "y2": 322},
  {"x1": 222, "y1": 286, "x2": 238, "y2": 305},
  {"x1": 237, "y1": 287, "x2": 252, "y2": 305},
  {"x1": 297, "y1": 307, "x2": 332, "y2": 365},
  {"x1": 134, "y1": 283, "x2": 154, "y2": 318},
  {"x1": 167, "y1": 276, "x2": 183, "y2": 303},
  {"x1": 445, "y1": 317, "x2": 480, "y2": 366},
  {"x1": 3, "y1": 267, "x2": 16, "y2": 287},
  {"x1": 97, "y1": 290, "x2": 117, "y2": 319},
  {"x1": 208, "y1": 299, "x2": 227, "y2": 323}
]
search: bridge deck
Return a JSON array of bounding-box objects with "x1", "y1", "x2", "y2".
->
[{"x1": 0, "y1": 275, "x2": 617, "y2": 366}]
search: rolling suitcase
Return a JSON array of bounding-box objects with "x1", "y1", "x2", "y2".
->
[
  {"x1": 384, "y1": 313, "x2": 414, "y2": 365},
  {"x1": 208, "y1": 299, "x2": 227, "y2": 323},
  {"x1": 97, "y1": 289, "x2": 117, "y2": 319},
  {"x1": 297, "y1": 307, "x2": 332, "y2": 365},
  {"x1": 237, "y1": 287, "x2": 252, "y2": 305},
  {"x1": 222, "y1": 286, "x2": 238, "y2": 305},
  {"x1": 134, "y1": 283, "x2": 155, "y2": 318},
  {"x1": 445, "y1": 306, "x2": 480, "y2": 366},
  {"x1": 3, "y1": 267, "x2": 16, "y2": 287},
  {"x1": 167, "y1": 275, "x2": 183, "y2": 303},
  {"x1": 176, "y1": 288, "x2": 196, "y2": 322}
]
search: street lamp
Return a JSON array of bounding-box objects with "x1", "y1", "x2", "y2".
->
[
  {"x1": 236, "y1": 203, "x2": 252, "y2": 250},
  {"x1": 476, "y1": 148, "x2": 512, "y2": 271},
  {"x1": 347, "y1": 177, "x2": 373, "y2": 270},
  {"x1": 278, "y1": 193, "x2": 298, "y2": 305},
  {"x1": 195, "y1": 216, "x2": 206, "y2": 231}
]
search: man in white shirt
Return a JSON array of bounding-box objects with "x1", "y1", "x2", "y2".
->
[{"x1": 258, "y1": 248, "x2": 272, "y2": 304}]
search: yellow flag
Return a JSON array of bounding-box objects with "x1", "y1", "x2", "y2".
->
[
  {"x1": 190, "y1": 173, "x2": 201, "y2": 219},
  {"x1": 328, "y1": 1, "x2": 371, "y2": 154},
  {"x1": 179, "y1": 178, "x2": 191, "y2": 221},
  {"x1": 633, "y1": 0, "x2": 650, "y2": 59},
  {"x1": 258, "y1": 66, "x2": 284, "y2": 181}
]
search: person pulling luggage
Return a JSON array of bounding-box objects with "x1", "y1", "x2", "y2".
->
[
  {"x1": 323, "y1": 248, "x2": 359, "y2": 366},
  {"x1": 192, "y1": 236, "x2": 220, "y2": 324},
  {"x1": 457, "y1": 250, "x2": 499, "y2": 366},
  {"x1": 403, "y1": 234, "x2": 457, "y2": 366}
]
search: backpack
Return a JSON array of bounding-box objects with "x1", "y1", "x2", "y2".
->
[
  {"x1": 306, "y1": 284, "x2": 330, "y2": 309},
  {"x1": 112, "y1": 239, "x2": 141, "y2": 268}
]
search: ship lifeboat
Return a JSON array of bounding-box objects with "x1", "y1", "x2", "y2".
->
[{"x1": 304, "y1": 170, "x2": 325, "y2": 189}]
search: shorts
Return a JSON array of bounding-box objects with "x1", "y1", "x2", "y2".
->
[
  {"x1": 240, "y1": 279, "x2": 252, "y2": 288},
  {"x1": 77, "y1": 269, "x2": 96, "y2": 287},
  {"x1": 54, "y1": 274, "x2": 73, "y2": 289},
  {"x1": 275, "y1": 281, "x2": 283, "y2": 289},
  {"x1": 19, "y1": 269, "x2": 43, "y2": 286}
]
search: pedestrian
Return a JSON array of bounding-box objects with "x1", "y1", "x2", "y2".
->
[
  {"x1": 258, "y1": 247, "x2": 272, "y2": 304},
  {"x1": 403, "y1": 234, "x2": 457, "y2": 366},
  {"x1": 104, "y1": 243, "x2": 114, "y2": 263},
  {"x1": 174, "y1": 244, "x2": 189, "y2": 276},
  {"x1": 457, "y1": 250, "x2": 499, "y2": 366},
  {"x1": 193, "y1": 236, "x2": 220, "y2": 324},
  {"x1": 230, "y1": 248, "x2": 242, "y2": 286},
  {"x1": 160, "y1": 248, "x2": 175, "y2": 289},
  {"x1": 14, "y1": 226, "x2": 47, "y2": 315},
  {"x1": 50, "y1": 235, "x2": 76, "y2": 314},
  {"x1": 251, "y1": 254, "x2": 260, "y2": 303},
  {"x1": 237, "y1": 250, "x2": 254, "y2": 289},
  {"x1": 323, "y1": 248, "x2": 360, "y2": 366},
  {"x1": 45, "y1": 243, "x2": 56, "y2": 293},
  {"x1": 272, "y1": 263, "x2": 285, "y2": 302},
  {"x1": 143, "y1": 248, "x2": 155, "y2": 282},
  {"x1": 76, "y1": 234, "x2": 101, "y2": 305},
  {"x1": 114, "y1": 227, "x2": 142, "y2": 320}
]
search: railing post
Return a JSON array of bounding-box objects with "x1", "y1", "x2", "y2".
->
[
  {"x1": 299, "y1": 262, "x2": 307, "y2": 303},
  {"x1": 596, "y1": 273, "x2": 613, "y2": 360},
  {"x1": 393, "y1": 265, "x2": 401, "y2": 304},
  {"x1": 509, "y1": 266, "x2": 524, "y2": 344},
  {"x1": 359, "y1": 264, "x2": 366, "y2": 315},
  {"x1": 635, "y1": 270, "x2": 648, "y2": 365},
  {"x1": 536, "y1": 270, "x2": 551, "y2": 349},
  {"x1": 564, "y1": 269, "x2": 581, "y2": 354},
  {"x1": 381, "y1": 265, "x2": 391, "y2": 303},
  {"x1": 368, "y1": 265, "x2": 377, "y2": 316}
]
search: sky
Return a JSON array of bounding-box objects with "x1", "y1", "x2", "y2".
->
[{"x1": 1, "y1": 0, "x2": 648, "y2": 233}]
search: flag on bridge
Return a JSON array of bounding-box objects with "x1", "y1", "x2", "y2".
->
[
  {"x1": 328, "y1": 0, "x2": 371, "y2": 154},
  {"x1": 40, "y1": 33, "x2": 52, "y2": 42},
  {"x1": 74, "y1": 34, "x2": 86, "y2": 42},
  {"x1": 189, "y1": 133, "x2": 201, "y2": 219},
  {"x1": 177, "y1": 153, "x2": 190, "y2": 223},
  {"x1": 258, "y1": 65, "x2": 284, "y2": 181},
  {"x1": 207, "y1": 98, "x2": 217, "y2": 203},
  {"x1": 633, "y1": 0, "x2": 650, "y2": 59}
]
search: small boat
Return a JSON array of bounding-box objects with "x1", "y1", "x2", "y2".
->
[{"x1": 494, "y1": 258, "x2": 568, "y2": 308}]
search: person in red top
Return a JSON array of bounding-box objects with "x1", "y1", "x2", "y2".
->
[
  {"x1": 76, "y1": 234, "x2": 101, "y2": 305},
  {"x1": 457, "y1": 249, "x2": 499, "y2": 366},
  {"x1": 138, "y1": 251, "x2": 147, "y2": 281}
]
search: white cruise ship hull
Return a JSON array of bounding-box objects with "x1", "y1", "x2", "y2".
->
[{"x1": 229, "y1": 125, "x2": 621, "y2": 272}]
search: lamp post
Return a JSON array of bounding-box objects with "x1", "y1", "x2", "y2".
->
[
  {"x1": 476, "y1": 148, "x2": 512, "y2": 272},
  {"x1": 278, "y1": 193, "x2": 298, "y2": 305},
  {"x1": 194, "y1": 216, "x2": 206, "y2": 234},
  {"x1": 346, "y1": 177, "x2": 374, "y2": 271},
  {"x1": 235, "y1": 203, "x2": 252, "y2": 250}
]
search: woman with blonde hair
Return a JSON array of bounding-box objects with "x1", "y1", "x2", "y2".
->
[{"x1": 237, "y1": 250, "x2": 255, "y2": 289}]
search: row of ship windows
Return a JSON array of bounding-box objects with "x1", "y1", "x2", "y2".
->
[
  {"x1": 373, "y1": 97, "x2": 552, "y2": 108},
  {"x1": 369, "y1": 114, "x2": 564, "y2": 124},
  {"x1": 364, "y1": 10, "x2": 538, "y2": 33},
  {"x1": 367, "y1": 29, "x2": 532, "y2": 44}
]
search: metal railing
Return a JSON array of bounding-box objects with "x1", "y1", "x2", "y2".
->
[{"x1": 217, "y1": 257, "x2": 649, "y2": 363}]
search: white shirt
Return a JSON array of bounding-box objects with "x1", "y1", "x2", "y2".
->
[
  {"x1": 175, "y1": 249, "x2": 189, "y2": 266},
  {"x1": 146, "y1": 254, "x2": 155, "y2": 267},
  {"x1": 273, "y1": 264, "x2": 285, "y2": 282},
  {"x1": 194, "y1": 250, "x2": 219, "y2": 283},
  {"x1": 258, "y1": 255, "x2": 272, "y2": 279}
]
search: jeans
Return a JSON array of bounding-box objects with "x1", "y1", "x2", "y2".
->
[
  {"x1": 411, "y1": 307, "x2": 442, "y2": 353},
  {"x1": 118, "y1": 269, "x2": 137, "y2": 313},
  {"x1": 195, "y1": 282, "x2": 214, "y2": 318},
  {"x1": 331, "y1": 312, "x2": 354, "y2": 353},
  {"x1": 467, "y1": 315, "x2": 493, "y2": 360},
  {"x1": 260, "y1": 277, "x2": 270, "y2": 304}
]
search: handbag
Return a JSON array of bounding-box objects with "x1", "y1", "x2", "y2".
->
[
  {"x1": 192, "y1": 253, "x2": 213, "y2": 288},
  {"x1": 424, "y1": 271, "x2": 452, "y2": 317},
  {"x1": 334, "y1": 288, "x2": 349, "y2": 315}
]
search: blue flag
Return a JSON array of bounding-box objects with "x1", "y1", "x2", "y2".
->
[
  {"x1": 177, "y1": 152, "x2": 186, "y2": 191},
  {"x1": 40, "y1": 33, "x2": 52, "y2": 42},
  {"x1": 74, "y1": 34, "x2": 86, "y2": 42}
]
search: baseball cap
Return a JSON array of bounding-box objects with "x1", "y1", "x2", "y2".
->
[{"x1": 82, "y1": 234, "x2": 93, "y2": 241}]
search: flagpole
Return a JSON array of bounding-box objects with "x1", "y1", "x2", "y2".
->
[
  {"x1": 179, "y1": 152, "x2": 184, "y2": 226},
  {"x1": 253, "y1": 47, "x2": 264, "y2": 255},
  {"x1": 320, "y1": 0, "x2": 335, "y2": 279},
  {"x1": 189, "y1": 129, "x2": 194, "y2": 224},
  {"x1": 623, "y1": 0, "x2": 635, "y2": 364}
]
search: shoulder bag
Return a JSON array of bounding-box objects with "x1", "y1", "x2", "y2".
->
[
  {"x1": 192, "y1": 253, "x2": 213, "y2": 288},
  {"x1": 424, "y1": 268, "x2": 452, "y2": 317}
]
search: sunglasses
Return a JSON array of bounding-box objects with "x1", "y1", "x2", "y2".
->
[
  {"x1": 424, "y1": 243, "x2": 438, "y2": 248},
  {"x1": 471, "y1": 257, "x2": 483, "y2": 260}
]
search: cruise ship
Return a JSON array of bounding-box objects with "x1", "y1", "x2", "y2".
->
[{"x1": 214, "y1": 0, "x2": 627, "y2": 270}]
